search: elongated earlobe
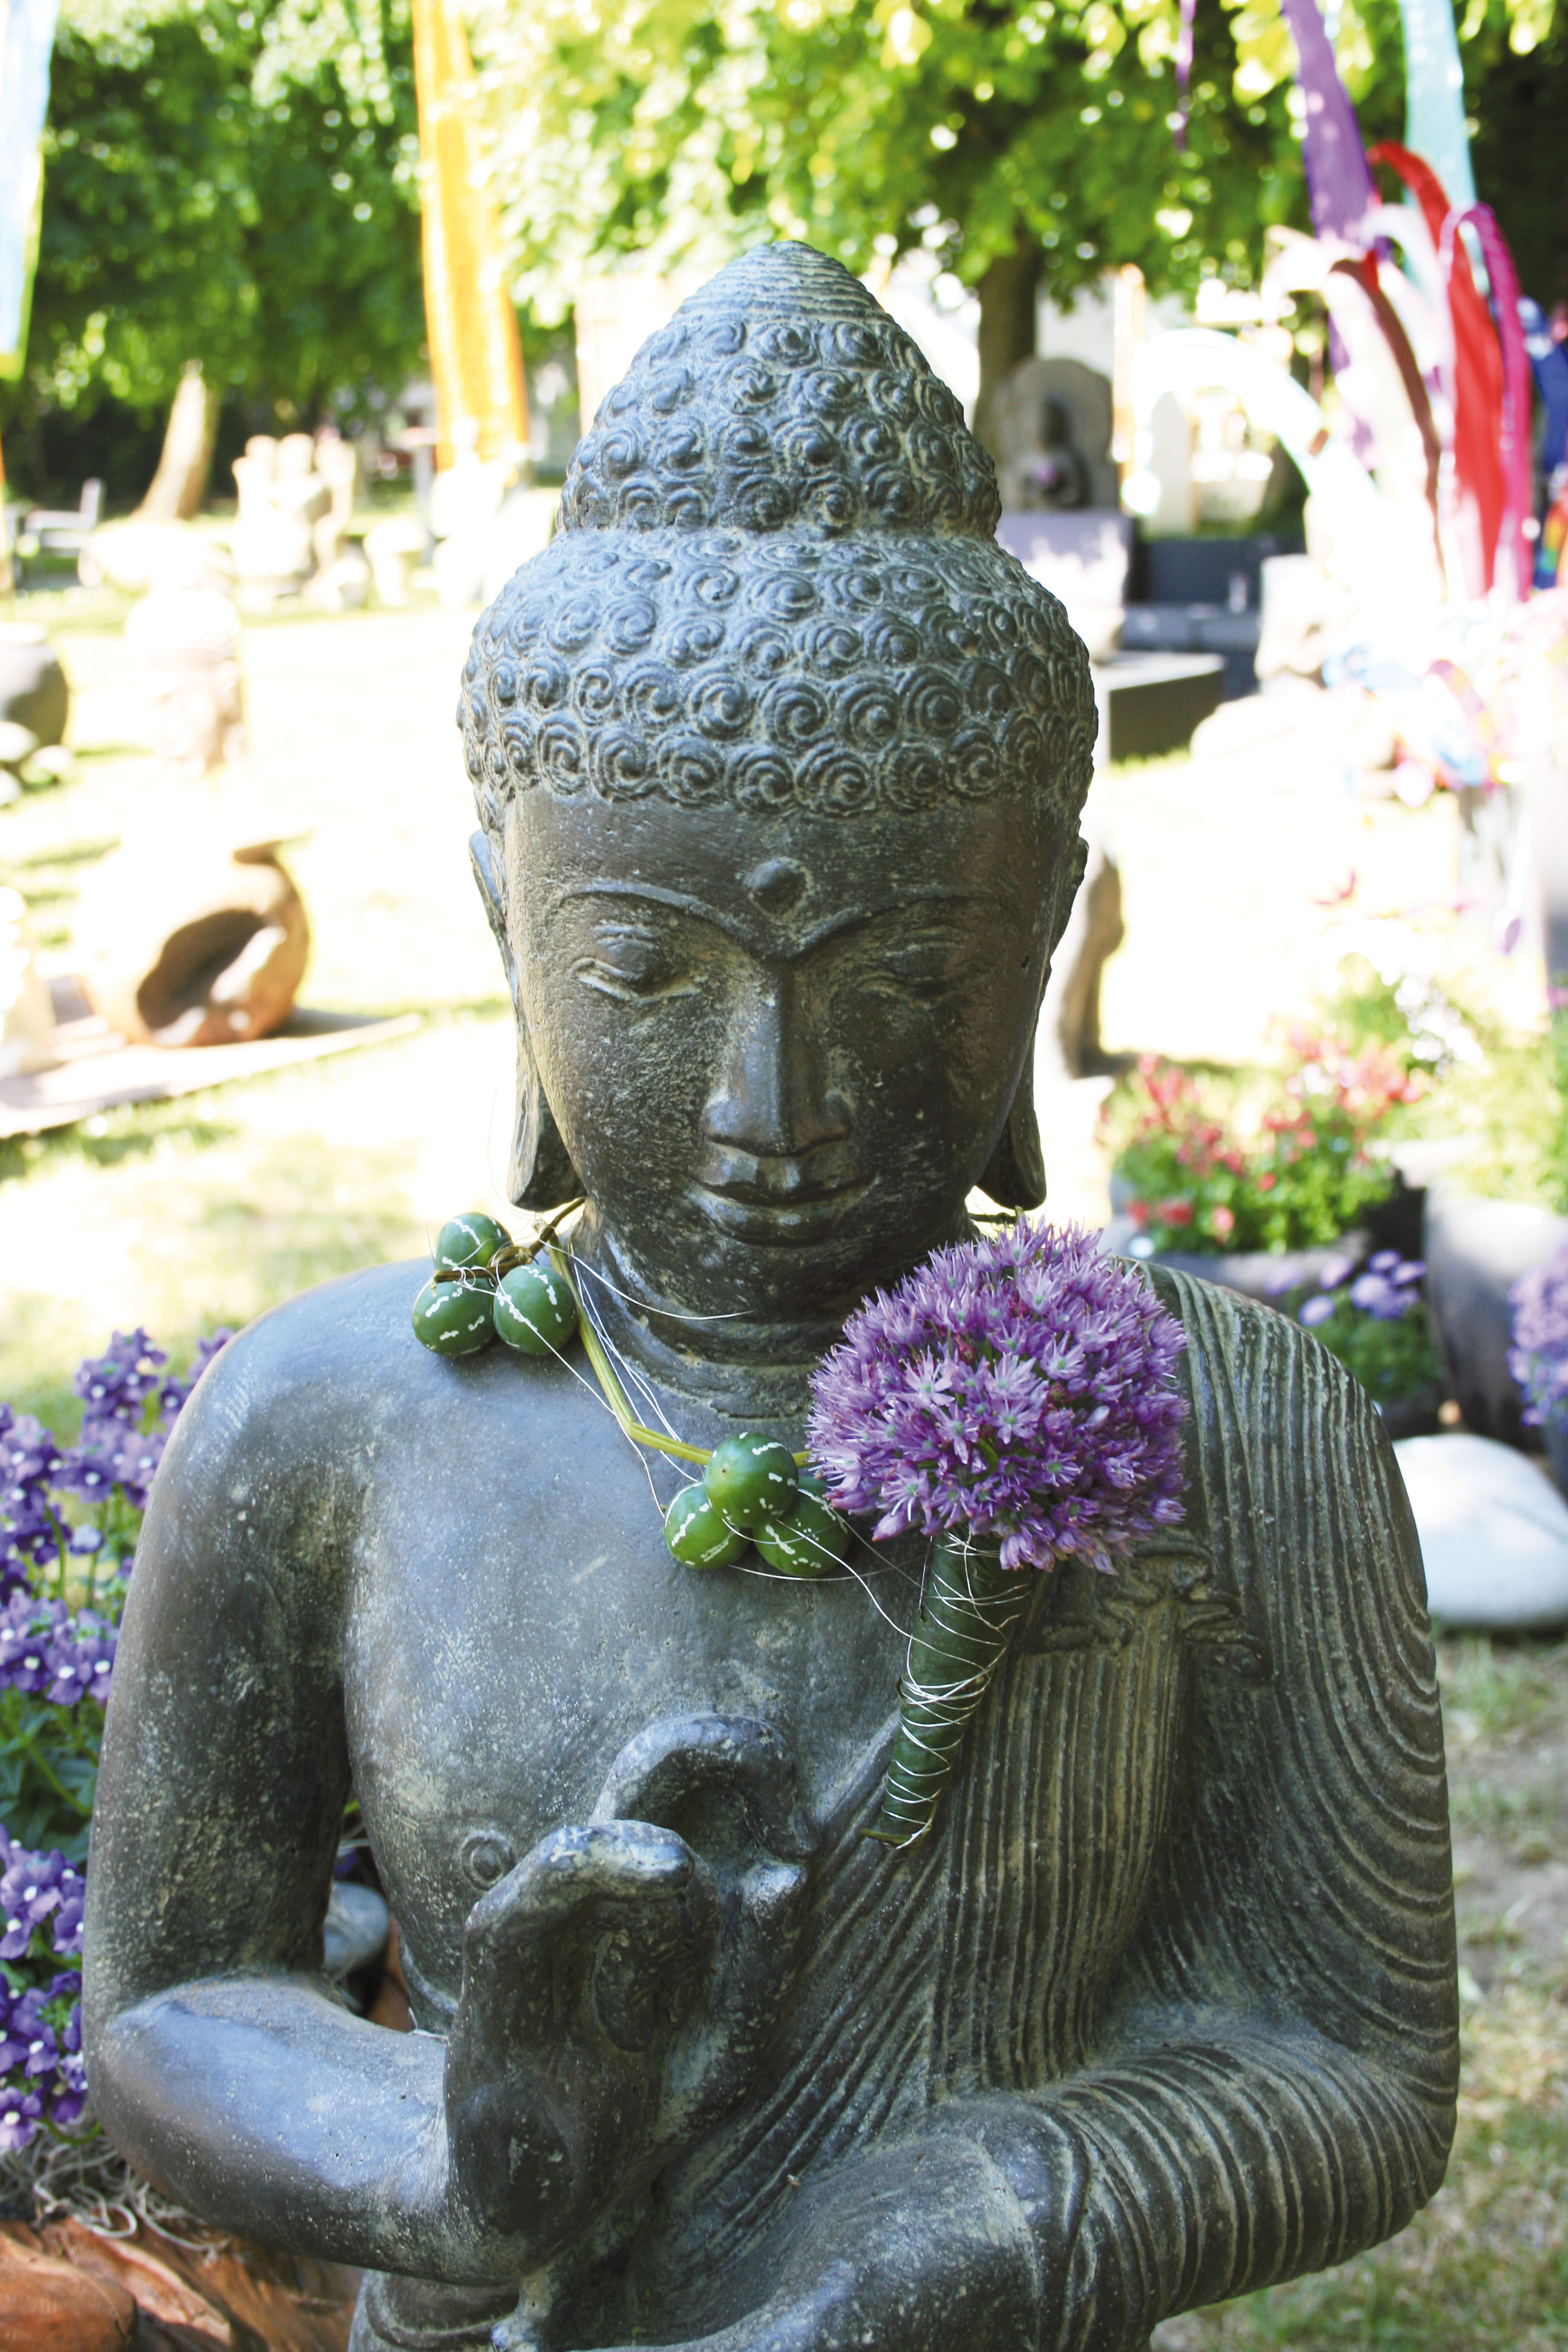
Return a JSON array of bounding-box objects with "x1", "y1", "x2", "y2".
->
[
  {"x1": 976, "y1": 834, "x2": 1087, "y2": 1212},
  {"x1": 507, "y1": 1033, "x2": 583, "y2": 1209},
  {"x1": 470, "y1": 831, "x2": 583, "y2": 1209},
  {"x1": 978, "y1": 1013, "x2": 1047, "y2": 1209}
]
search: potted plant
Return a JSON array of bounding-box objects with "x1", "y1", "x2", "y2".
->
[
  {"x1": 1103, "y1": 1035, "x2": 1419, "y2": 1301},
  {"x1": 1509, "y1": 1242, "x2": 1568, "y2": 1495},
  {"x1": 1417, "y1": 1013, "x2": 1568, "y2": 1448},
  {"x1": 1292, "y1": 1251, "x2": 1446, "y2": 1439}
]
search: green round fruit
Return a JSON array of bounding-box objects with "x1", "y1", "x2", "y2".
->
[
  {"x1": 704, "y1": 1434, "x2": 799, "y2": 1532},
  {"x1": 413, "y1": 1276, "x2": 497, "y2": 1357},
  {"x1": 755, "y1": 1491, "x2": 851, "y2": 1578},
  {"x1": 664, "y1": 1483, "x2": 749, "y2": 1569},
  {"x1": 434, "y1": 1212, "x2": 511, "y2": 1272},
  {"x1": 493, "y1": 1258, "x2": 579, "y2": 1354}
]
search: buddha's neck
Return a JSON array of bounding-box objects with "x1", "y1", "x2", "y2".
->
[
  {"x1": 564, "y1": 1204, "x2": 980, "y2": 1442},
  {"x1": 566, "y1": 1215, "x2": 841, "y2": 1437}
]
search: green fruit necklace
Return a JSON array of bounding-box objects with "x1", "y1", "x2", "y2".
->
[{"x1": 412, "y1": 1204, "x2": 852, "y2": 1584}]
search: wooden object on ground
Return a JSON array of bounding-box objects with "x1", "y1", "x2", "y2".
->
[
  {"x1": 0, "y1": 2224, "x2": 136, "y2": 2350},
  {"x1": 0, "y1": 981, "x2": 420, "y2": 1138},
  {"x1": 72, "y1": 836, "x2": 310, "y2": 1048},
  {"x1": 0, "y1": 2215, "x2": 354, "y2": 2350},
  {"x1": 135, "y1": 367, "x2": 218, "y2": 526}
]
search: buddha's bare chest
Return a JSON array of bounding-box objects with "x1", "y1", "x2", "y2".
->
[{"x1": 336, "y1": 1425, "x2": 909, "y2": 1998}]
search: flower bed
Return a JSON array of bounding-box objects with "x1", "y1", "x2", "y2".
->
[
  {"x1": 1105, "y1": 1039, "x2": 1417, "y2": 1259},
  {"x1": 0, "y1": 1329, "x2": 227, "y2": 2184}
]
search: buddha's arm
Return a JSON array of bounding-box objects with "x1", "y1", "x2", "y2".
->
[
  {"x1": 82, "y1": 1327, "x2": 486, "y2": 2275},
  {"x1": 941, "y1": 1271, "x2": 1460, "y2": 2345},
  {"x1": 82, "y1": 1319, "x2": 696, "y2": 2283}
]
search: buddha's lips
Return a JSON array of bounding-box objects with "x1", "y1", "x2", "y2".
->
[{"x1": 691, "y1": 1169, "x2": 873, "y2": 1245}]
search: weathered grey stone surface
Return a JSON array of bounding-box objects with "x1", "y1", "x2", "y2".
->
[
  {"x1": 1396, "y1": 1432, "x2": 1568, "y2": 1631},
  {"x1": 85, "y1": 243, "x2": 1456, "y2": 2352}
]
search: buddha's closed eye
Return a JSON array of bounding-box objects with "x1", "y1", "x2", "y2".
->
[
  {"x1": 854, "y1": 930, "x2": 976, "y2": 1005},
  {"x1": 575, "y1": 924, "x2": 699, "y2": 1005}
]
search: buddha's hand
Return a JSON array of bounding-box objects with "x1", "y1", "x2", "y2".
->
[
  {"x1": 581, "y1": 2134, "x2": 1042, "y2": 2352},
  {"x1": 589, "y1": 1714, "x2": 817, "y2": 2143},
  {"x1": 444, "y1": 1816, "x2": 720, "y2": 2259}
]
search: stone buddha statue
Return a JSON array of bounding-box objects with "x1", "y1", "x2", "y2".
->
[{"x1": 84, "y1": 244, "x2": 1457, "y2": 2352}]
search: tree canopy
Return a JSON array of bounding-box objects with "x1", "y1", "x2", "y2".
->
[
  {"x1": 1, "y1": 0, "x2": 426, "y2": 477},
  {"x1": 471, "y1": 0, "x2": 1563, "y2": 412}
]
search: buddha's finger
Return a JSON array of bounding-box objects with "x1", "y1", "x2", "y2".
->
[
  {"x1": 460, "y1": 1819, "x2": 705, "y2": 2038},
  {"x1": 589, "y1": 1711, "x2": 815, "y2": 1866}
]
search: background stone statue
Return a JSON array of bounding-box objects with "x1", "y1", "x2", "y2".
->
[
  {"x1": 84, "y1": 243, "x2": 1457, "y2": 2352},
  {"x1": 991, "y1": 357, "x2": 1120, "y2": 514}
]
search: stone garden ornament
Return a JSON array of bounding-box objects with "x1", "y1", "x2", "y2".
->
[{"x1": 84, "y1": 244, "x2": 1458, "y2": 2352}]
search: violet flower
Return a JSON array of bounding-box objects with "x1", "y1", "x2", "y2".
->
[
  {"x1": 0, "y1": 2092, "x2": 42, "y2": 2152},
  {"x1": 1510, "y1": 1244, "x2": 1568, "y2": 1431},
  {"x1": 808, "y1": 1221, "x2": 1188, "y2": 1576}
]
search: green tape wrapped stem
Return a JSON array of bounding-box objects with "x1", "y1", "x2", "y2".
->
[{"x1": 869, "y1": 1533, "x2": 1031, "y2": 1848}]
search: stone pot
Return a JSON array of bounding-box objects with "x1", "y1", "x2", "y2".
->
[
  {"x1": 1546, "y1": 1417, "x2": 1568, "y2": 1502},
  {"x1": 1422, "y1": 1181, "x2": 1568, "y2": 1449},
  {"x1": 0, "y1": 625, "x2": 68, "y2": 751},
  {"x1": 1106, "y1": 1213, "x2": 1369, "y2": 1306},
  {"x1": 1374, "y1": 1382, "x2": 1444, "y2": 1442}
]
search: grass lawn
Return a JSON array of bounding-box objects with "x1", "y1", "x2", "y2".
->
[{"x1": 4, "y1": 593, "x2": 1566, "y2": 2346}]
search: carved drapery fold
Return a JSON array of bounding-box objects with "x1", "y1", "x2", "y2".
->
[{"x1": 635, "y1": 1273, "x2": 1456, "y2": 2350}]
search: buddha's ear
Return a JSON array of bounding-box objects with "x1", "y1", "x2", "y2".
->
[
  {"x1": 469, "y1": 831, "x2": 517, "y2": 1004},
  {"x1": 975, "y1": 831, "x2": 1086, "y2": 1213},
  {"x1": 469, "y1": 832, "x2": 584, "y2": 1209},
  {"x1": 978, "y1": 1011, "x2": 1047, "y2": 1210},
  {"x1": 506, "y1": 1030, "x2": 584, "y2": 1208}
]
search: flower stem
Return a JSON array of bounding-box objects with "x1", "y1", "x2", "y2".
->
[
  {"x1": 4, "y1": 1722, "x2": 92, "y2": 1817},
  {"x1": 867, "y1": 1532, "x2": 1031, "y2": 1848}
]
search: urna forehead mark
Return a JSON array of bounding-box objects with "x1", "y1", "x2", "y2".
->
[{"x1": 743, "y1": 858, "x2": 807, "y2": 912}]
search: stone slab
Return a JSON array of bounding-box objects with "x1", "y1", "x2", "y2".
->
[
  {"x1": 1395, "y1": 1431, "x2": 1568, "y2": 1631},
  {"x1": 0, "y1": 996, "x2": 421, "y2": 1138}
]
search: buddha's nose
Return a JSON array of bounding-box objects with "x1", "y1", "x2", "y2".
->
[{"x1": 701, "y1": 973, "x2": 850, "y2": 1161}]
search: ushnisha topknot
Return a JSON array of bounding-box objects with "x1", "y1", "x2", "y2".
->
[{"x1": 462, "y1": 241, "x2": 1096, "y2": 832}]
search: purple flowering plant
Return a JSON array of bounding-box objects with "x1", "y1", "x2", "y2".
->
[
  {"x1": 809, "y1": 1223, "x2": 1189, "y2": 1844},
  {"x1": 1293, "y1": 1252, "x2": 1442, "y2": 1406},
  {"x1": 0, "y1": 1328, "x2": 230, "y2": 2152},
  {"x1": 809, "y1": 1220, "x2": 1189, "y2": 1573},
  {"x1": 1509, "y1": 1243, "x2": 1568, "y2": 1433}
]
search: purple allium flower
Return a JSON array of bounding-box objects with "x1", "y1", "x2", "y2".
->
[
  {"x1": 808, "y1": 1222, "x2": 1187, "y2": 1573},
  {"x1": 1510, "y1": 1244, "x2": 1568, "y2": 1430}
]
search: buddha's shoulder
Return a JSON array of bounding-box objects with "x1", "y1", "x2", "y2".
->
[
  {"x1": 1148, "y1": 1259, "x2": 1399, "y2": 1460},
  {"x1": 163, "y1": 1259, "x2": 592, "y2": 1482}
]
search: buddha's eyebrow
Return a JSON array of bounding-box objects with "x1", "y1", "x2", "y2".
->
[{"x1": 553, "y1": 880, "x2": 984, "y2": 958}]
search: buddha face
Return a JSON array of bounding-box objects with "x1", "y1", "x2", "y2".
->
[{"x1": 504, "y1": 786, "x2": 1068, "y2": 1318}]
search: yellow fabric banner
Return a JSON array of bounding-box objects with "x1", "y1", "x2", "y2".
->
[{"x1": 410, "y1": 0, "x2": 528, "y2": 472}]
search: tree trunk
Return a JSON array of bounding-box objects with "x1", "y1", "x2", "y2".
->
[
  {"x1": 0, "y1": 431, "x2": 12, "y2": 597},
  {"x1": 972, "y1": 240, "x2": 1045, "y2": 465},
  {"x1": 135, "y1": 364, "x2": 218, "y2": 523}
]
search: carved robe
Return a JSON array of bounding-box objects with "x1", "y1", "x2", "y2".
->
[{"x1": 355, "y1": 1272, "x2": 1457, "y2": 2352}]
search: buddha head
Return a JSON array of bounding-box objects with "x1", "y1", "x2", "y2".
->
[{"x1": 460, "y1": 243, "x2": 1096, "y2": 1321}]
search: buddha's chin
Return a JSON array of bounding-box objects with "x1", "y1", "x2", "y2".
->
[{"x1": 688, "y1": 1176, "x2": 877, "y2": 1249}]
